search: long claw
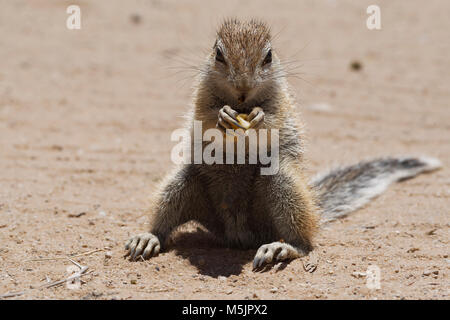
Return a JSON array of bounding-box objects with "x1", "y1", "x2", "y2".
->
[
  {"x1": 132, "y1": 237, "x2": 150, "y2": 261},
  {"x1": 124, "y1": 238, "x2": 132, "y2": 250},
  {"x1": 223, "y1": 105, "x2": 239, "y2": 118},
  {"x1": 128, "y1": 237, "x2": 139, "y2": 259},
  {"x1": 217, "y1": 117, "x2": 232, "y2": 130},
  {"x1": 247, "y1": 107, "x2": 262, "y2": 121},
  {"x1": 219, "y1": 109, "x2": 245, "y2": 129},
  {"x1": 249, "y1": 111, "x2": 264, "y2": 129}
]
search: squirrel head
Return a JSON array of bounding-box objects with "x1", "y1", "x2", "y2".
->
[{"x1": 206, "y1": 19, "x2": 282, "y2": 109}]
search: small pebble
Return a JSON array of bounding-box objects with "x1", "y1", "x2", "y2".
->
[
  {"x1": 351, "y1": 272, "x2": 366, "y2": 278},
  {"x1": 130, "y1": 14, "x2": 142, "y2": 24},
  {"x1": 423, "y1": 270, "x2": 432, "y2": 276}
]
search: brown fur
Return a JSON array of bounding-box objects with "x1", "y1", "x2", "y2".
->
[{"x1": 125, "y1": 18, "x2": 320, "y2": 266}]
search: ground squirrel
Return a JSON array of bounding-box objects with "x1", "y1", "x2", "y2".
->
[{"x1": 125, "y1": 19, "x2": 442, "y2": 269}]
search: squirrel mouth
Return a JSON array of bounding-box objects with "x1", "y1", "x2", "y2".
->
[{"x1": 238, "y1": 93, "x2": 247, "y2": 103}]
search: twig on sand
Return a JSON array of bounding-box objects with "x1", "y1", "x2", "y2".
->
[
  {"x1": 303, "y1": 251, "x2": 319, "y2": 273},
  {"x1": 43, "y1": 258, "x2": 89, "y2": 289},
  {"x1": 25, "y1": 248, "x2": 105, "y2": 262},
  {"x1": 0, "y1": 291, "x2": 25, "y2": 299},
  {"x1": 1, "y1": 258, "x2": 93, "y2": 298},
  {"x1": 6, "y1": 271, "x2": 18, "y2": 285},
  {"x1": 137, "y1": 288, "x2": 173, "y2": 294}
]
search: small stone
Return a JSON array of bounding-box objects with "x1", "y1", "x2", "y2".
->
[
  {"x1": 423, "y1": 270, "x2": 432, "y2": 276},
  {"x1": 68, "y1": 212, "x2": 86, "y2": 218},
  {"x1": 105, "y1": 251, "x2": 113, "y2": 259},
  {"x1": 270, "y1": 287, "x2": 278, "y2": 293},
  {"x1": 218, "y1": 276, "x2": 227, "y2": 281},
  {"x1": 351, "y1": 272, "x2": 366, "y2": 278},
  {"x1": 350, "y1": 60, "x2": 363, "y2": 71},
  {"x1": 130, "y1": 279, "x2": 137, "y2": 284},
  {"x1": 226, "y1": 289, "x2": 233, "y2": 295},
  {"x1": 130, "y1": 14, "x2": 142, "y2": 24}
]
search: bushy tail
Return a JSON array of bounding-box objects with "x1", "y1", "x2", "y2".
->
[{"x1": 310, "y1": 156, "x2": 441, "y2": 221}]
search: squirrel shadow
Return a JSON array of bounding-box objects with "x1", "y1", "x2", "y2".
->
[
  {"x1": 167, "y1": 227, "x2": 255, "y2": 277},
  {"x1": 167, "y1": 226, "x2": 295, "y2": 277}
]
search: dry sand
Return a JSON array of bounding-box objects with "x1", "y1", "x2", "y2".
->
[{"x1": 0, "y1": 0, "x2": 448, "y2": 299}]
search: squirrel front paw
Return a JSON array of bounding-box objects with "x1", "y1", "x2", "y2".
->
[
  {"x1": 124, "y1": 233, "x2": 161, "y2": 261},
  {"x1": 217, "y1": 105, "x2": 265, "y2": 133},
  {"x1": 217, "y1": 105, "x2": 246, "y2": 131},
  {"x1": 246, "y1": 107, "x2": 265, "y2": 129}
]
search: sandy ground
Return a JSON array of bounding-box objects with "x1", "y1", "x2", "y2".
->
[{"x1": 0, "y1": 0, "x2": 449, "y2": 300}]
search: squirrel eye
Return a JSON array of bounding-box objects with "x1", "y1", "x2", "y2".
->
[
  {"x1": 262, "y1": 50, "x2": 272, "y2": 66},
  {"x1": 215, "y1": 48, "x2": 225, "y2": 64}
]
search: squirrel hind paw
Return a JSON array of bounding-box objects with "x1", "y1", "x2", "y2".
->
[{"x1": 252, "y1": 241, "x2": 301, "y2": 270}]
